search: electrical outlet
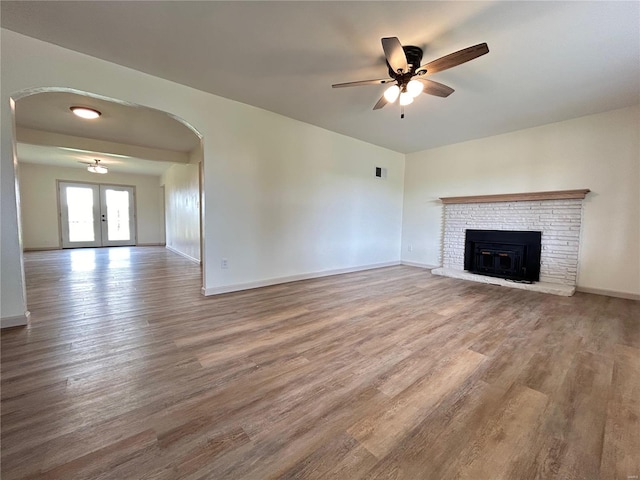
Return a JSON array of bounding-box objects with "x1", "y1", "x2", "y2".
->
[
  {"x1": 221, "y1": 258, "x2": 228, "y2": 269},
  {"x1": 408, "y1": 244, "x2": 413, "y2": 252}
]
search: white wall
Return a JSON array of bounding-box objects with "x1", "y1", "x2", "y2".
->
[
  {"x1": 0, "y1": 96, "x2": 28, "y2": 326},
  {"x1": 18, "y1": 163, "x2": 164, "y2": 249},
  {"x1": 1, "y1": 29, "x2": 405, "y2": 324},
  {"x1": 161, "y1": 163, "x2": 200, "y2": 262},
  {"x1": 207, "y1": 116, "x2": 404, "y2": 292},
  {"x1": 401, "y1": 106, "x2": 640, "y2": 297}
]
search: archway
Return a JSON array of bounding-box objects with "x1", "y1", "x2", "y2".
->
[{"x1": 10, "y1": 87, "x2": 205, "y2": 323}]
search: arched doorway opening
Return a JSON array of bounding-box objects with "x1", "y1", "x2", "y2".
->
[{"x1": 10, "y1": 87, "x2": 205, "y2": 321}]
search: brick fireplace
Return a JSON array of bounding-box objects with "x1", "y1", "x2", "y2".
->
[{"x1": 431, "y1": 189, "x2": 590, "y2": 296}]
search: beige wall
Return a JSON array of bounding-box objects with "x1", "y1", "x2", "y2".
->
[
  {"x1": 161, "y1": 163, "x2": 200, "y2": 262},
  {"x1": 401, "y1": 105, "x2": 640, "y2": 296},
  {"x1": 18, "y1": 163, "x2": 164, "y2": 250}
]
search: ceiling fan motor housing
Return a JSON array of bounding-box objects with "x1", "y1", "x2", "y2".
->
[{"x1": 387, "y1": 45, "x2": 423, "y2": 77}]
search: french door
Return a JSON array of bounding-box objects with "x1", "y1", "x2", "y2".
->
[{"x1": 59, "y1": 182, "x2": 136, "y2": 248}]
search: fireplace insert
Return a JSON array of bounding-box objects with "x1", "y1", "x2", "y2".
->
[{"x1": 464, "y1": 229, "x2": 542, "y2": 282}]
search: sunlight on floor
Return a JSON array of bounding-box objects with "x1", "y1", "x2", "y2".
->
[
  {"x1": 108, "y1": 247, "x2": 131, "y2": 269},
  {"x1": 70, "y1": 249, "x2": 96, "y2": 272}
]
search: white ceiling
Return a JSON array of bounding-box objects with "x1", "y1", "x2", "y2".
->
[
  {"x1": 16, "y1": 143, "x2": 179, "y2": 177},
  {"x1": 14, "y1": 91, "x2": 200, "y2": 176},
  {"x1": 2, "y1": 1, "x2": 639, "y2": 154},
  {"x1": 16, "y1": 91, "x2": 201, "y2": 152}
]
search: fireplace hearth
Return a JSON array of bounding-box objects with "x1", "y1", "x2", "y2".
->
[{"x1": 464, "y1": 229, "x2": 542, "y2": 282}]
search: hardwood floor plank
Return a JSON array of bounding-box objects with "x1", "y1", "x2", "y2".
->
[
  {"x1": 318, "y1": 442, "x2": 379, "y2": 479},
  {"x1": 449, "y1": 384, "x2": 550, "y2": 480},
  {"x1": 36, "y1": 429, "x2": 158, "y2": 480},
  {"x1": 277, "y1": 431, "x2": 363, "y2": 480},
  {"x1": 515, "y1": 331, "x2": 583, "y2": 397},
  {"x1": 170, "y1": 427, "x2": 251, "y2": 478},
  {"x1": 357, "y1": 378, "x2": 506, "y2": 480},
  {"x1": 600, "y1": 344, "x2": 640, "y2": 480},
  {"x1": 348, "y1": 348, "x2": 486, "y2": 459},
  {"x1": 540, "y1": 350, "x2": 615, "y2": 479}
]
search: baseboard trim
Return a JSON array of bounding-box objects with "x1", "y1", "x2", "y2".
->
[
  {"x1": 575, "y1": 286, "x2": 640, "y2": 301},
  {"x1": 401, "y1": 261, "x2": 440, "y2": 269},
  {"x1": 24, "y1": 245, "x2": 166, "y2": 251},
  {"x1": 1, "y1": 311, "x2": 30, "y2": 329},
  {"x1": 202, "y1": 261, "x2": 401, "y2": 296},
  {"x1": 166, "y1": 246, "x2": 200, "y2": 264}
]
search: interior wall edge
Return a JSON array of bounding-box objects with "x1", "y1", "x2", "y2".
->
[{"x1": 166, "y1": 245, "x2": 200, "y2": 264}]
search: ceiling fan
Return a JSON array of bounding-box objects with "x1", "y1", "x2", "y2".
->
[
  {"x1": 79, "y1": 159, "x2": 108, "y2": 174},
  {"x1": 332, "y1": 37, "x2": 489, "y2": 117}
]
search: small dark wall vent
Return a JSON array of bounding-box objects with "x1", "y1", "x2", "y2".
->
[
  {"x1": 464, "y1": 229, "x2": 542, "y2": 282},
  {"x1": 375, "y1": 167, "x2": 387, "y2": 179}
]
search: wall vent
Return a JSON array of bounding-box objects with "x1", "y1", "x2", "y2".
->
[{"x1": 375, "y1": 167, "x2": 387, "y2": 179}]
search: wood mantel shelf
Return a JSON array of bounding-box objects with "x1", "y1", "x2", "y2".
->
[{"x1": 439, "y1": 189, "x2": 590, "y2": 205}]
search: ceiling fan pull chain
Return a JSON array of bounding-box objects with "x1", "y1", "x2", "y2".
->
[{"x1": 401, "y1": 105, "x2": 405, "y2": 119}]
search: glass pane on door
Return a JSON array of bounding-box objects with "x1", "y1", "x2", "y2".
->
[
  {"x1": 59, "y1": 182, "x2": 101, "y2": 248},
  {"x1": 104, "y1": 189, "x2": 131, "y2": 241},
  {"x1": 66, "y1": 186, "x2": 96, "y2": 242}
]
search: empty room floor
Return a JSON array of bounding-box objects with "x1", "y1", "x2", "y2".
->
[{"x1": 1, "y1": 247, "x2": 638, "y2": 479}]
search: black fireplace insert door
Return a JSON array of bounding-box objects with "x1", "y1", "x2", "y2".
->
[{"x1": 464, "y1": 230, "x2": 541, "y2": 282}]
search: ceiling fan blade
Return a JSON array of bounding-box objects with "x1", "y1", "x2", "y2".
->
[
  {"x1": 417, "y1": 78, "x2": 455, "y2": 98},
  {"x1": 373, "y1": 95, "x2": 388, "y2": 110},
  {"x1": 332, "y1": 78, "x2": 394, "y2": 88},
  {"x1": 381, "y1": 37, "x2": 408, "y2": 74},
  {"x1": 417, "y1": 43, "x2": 489, "y2": 75}
]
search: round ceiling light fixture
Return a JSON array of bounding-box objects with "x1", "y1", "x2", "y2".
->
[
  {"x1": 70, "y1": 106, "x2": 101, "y2": 120},
  {"x1": 87, "y1": 159, "x2": 108, "y2": 174}
]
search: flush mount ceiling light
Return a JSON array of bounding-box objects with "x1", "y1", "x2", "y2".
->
[
  {"x1": 70, "y1": 106, "x2": 101, "y2": 120},
  {"x1": 82, "y1": 159, "x2": 108, "y2": 174}
]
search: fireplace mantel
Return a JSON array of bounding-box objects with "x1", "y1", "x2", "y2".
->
[{"x1": 439, "y1": 189, "x2": 590, "y2": 205}]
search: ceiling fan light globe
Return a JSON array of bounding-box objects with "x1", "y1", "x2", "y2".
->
[
  {"x1": 399, "y1": 92, "x2": 414, "y2": 106},
  {"x1": 383, "y1": 85, "x2": 400, "y2": 103},
  {"x1": 407, "y1": 79, "x2": 424, "y2": 97}
]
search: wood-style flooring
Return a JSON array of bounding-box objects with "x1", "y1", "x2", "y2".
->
[{"x1": 1, "y1": 247, "x2": 638, "y2": 479}]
